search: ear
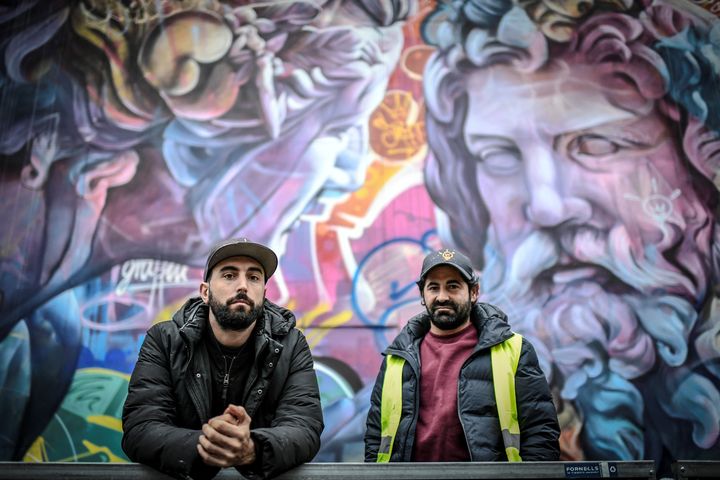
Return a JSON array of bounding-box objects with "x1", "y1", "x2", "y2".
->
[
  {"x1": 470, "y1": 283, "x2": 480, "y2": 303},
  {"x1": 420, "y1": 298, "x2": 426, "y2": 306},
  {"x1": 199, "y1": 282, "x2": 209, "y2": 303}
]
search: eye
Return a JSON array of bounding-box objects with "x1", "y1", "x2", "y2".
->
[
  {"x1": 249, "y1": 274, "x2": 262, "y2": 282},
  {"x1": 573, "y1": 135, "x2": 618, "y2": 156},
  {"x1": 479, "y1": 147, "x2": 521, "y2": 176},
  {"x1": 222, "y1": 272, "x2": 236, "y2": 280},
  {"x1": 566, "y1": 133, "x2": 651, "y2": 170}
]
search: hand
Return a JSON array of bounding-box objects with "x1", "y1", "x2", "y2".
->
[{"x1": 197, "y1": 405, "x2": 256, "y2": 467}]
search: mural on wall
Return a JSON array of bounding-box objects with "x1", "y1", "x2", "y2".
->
[
  {"x1": 422, "y1": 0, "x2": 720, "y2": 465},
  {"x1": 0, "y1": 0, "x2": 427, "y2": 461},
  {"x1": 0, "y1": 0, "x2": 718, "y2": 470}
]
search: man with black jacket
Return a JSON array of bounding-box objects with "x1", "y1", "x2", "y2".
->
[
  {"x1": 122, "y1": 238, "x2": 323, "y2": 479},
  {"x1": 365, "y1": 248, "x2": 560, "y2": 462}
]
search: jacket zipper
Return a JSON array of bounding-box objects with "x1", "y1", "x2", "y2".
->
[{"x1": 221, "y1": 354, "x2": 238, "y2": 407}]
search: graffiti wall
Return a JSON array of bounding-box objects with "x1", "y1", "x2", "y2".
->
[{"x1": 1, "y1": 0, "x2": 718, "y2": 471}]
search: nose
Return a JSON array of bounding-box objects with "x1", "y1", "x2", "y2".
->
[
  {"x1": 235, "y1": 276, "x2": 248, "y2": 293},
  {"x1": 436, "y1": 287, "x2": 450, "y2": 301},
  {"x1": 523, "y1": 145, "x2": 591, "y2": 228},
  {"x1": 525, "y1": 185, "x2": 592, "y2": 227}
]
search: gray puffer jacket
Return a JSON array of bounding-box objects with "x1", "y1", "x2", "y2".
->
[
  {"x1": 122, "y1": 297, "x2": 323, "y2": 479},
  {"x1": 364, "y1": 303, "x2": 560, "y2": 461}
]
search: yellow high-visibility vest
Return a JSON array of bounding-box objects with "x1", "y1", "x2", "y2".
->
[{"x1": 377, "y1": 333, "x2": 524, "y2": 462}]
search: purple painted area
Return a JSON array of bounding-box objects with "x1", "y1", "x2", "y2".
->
[{"x1": 0, "y1": 0, "x2": 718, "y2": 472}]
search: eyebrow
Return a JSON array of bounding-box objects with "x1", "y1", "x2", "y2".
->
[
  {"x1": 218, "y1": 266, "x2": 265, "y2": 276},
  {"x1": 426, "y1": 279, "x2": 462, "y2": 286}
]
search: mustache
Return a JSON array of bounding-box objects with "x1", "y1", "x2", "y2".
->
[
  {"x1": 227, "y1": 292, "x2": 255, "y2": 308},
  {"x1": 485, "y1": 224, "x2": 701, "y2": 303},
  {"x1": 433, "y1": 299, "x2": 454, "y2": 306},
  {"x1": 431, "y1": 299, "x2": 458, "y2": 310}
]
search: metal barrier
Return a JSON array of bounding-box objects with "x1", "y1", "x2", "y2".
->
[
  {"x1": 672, "y1": 461, "x2": 720, "y2": 480},
  {"x1": 0, "y1": 461, "x2": 656, "y2": 479}
]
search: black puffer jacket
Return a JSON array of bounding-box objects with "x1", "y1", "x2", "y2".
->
[
  {"x1": 364, "y1": 303, "x2": 560, "y2": 462},
  {"x1": 122, "y1": 297, "x2": 323, "y2": 479}
]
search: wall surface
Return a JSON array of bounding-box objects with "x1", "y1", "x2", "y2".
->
[{"x1": 0, "y1": 0, "x2": 718, "y2": 470}]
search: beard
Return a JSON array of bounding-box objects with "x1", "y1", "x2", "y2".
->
[
  {"x1": 479, "y1": 221, "x2": 719, "y2": 455},
  {"x1": 482, "y1": 224, "x2": 706, "y2": 382},
  {"x1": 208, "y1": 289, "x2": 264, "y2": 331},
  {"x1": 426, "y1": 296, "x2": 473, "y2": 331}
]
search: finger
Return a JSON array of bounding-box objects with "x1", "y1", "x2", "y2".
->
[
  {"x1": 206, "y1": 416, "x2": 247, "y2": 440},
  {"x1": 212, "y1": 420, "x2": 251, "y2": 443},
  {"x1": 197, "y1": 443, "x2": 231, "y2": 468},
  {"x1": 208, "y1": 413, "x2": 237, "y2": 428},
  {"x1": 198, "y1": 433, "x2": 238, "y2": 460},
  {"x1": 202, "y1": 423, "x2": 245, "y2": 450}
]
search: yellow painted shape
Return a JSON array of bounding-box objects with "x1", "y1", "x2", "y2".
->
[
  {"x1": 81, "y1": 440, "x2": 127, "y2": 463},
  {"x1": 77, "y1": 367, "x2": 131, "y2": 381},
  {"x1": 305, "y1": 310, "x2": 353, "y2": 349},
  {"x1": 55, "y1": 440, "x2": 128, "y2": 463},
  {"x1": 296, "y1": 302, "x2": 331, "y2": 330},
  {"x1": 87, "y1": 415, "x2": 123, "y2": 432},
  {"x1": 23, "y1": 436, "x2": 48, "y2": 462}
]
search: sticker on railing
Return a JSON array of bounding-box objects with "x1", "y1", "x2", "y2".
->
[{"x1": 564, "y1": 463, "x2": 601, "y2": 478}]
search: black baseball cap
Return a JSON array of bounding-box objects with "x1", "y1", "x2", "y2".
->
[
  {"x1": 203, "y1": 238, "x2": 278, "y2": 282},
  {"x1": 417, "y1": 248, "x2": 477, "y2": 285}
]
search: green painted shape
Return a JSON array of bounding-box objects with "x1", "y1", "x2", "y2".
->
[{"x1": 28, "y1": 368, "x2": 130, "y2": 462}]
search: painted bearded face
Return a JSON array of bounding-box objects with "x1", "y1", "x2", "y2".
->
[
  {"x1": 463, "y1": 61, "x2": 713, "y2": 302},
  {"x1": 458, "y1": 61, "x2": 716, "y2": 455}
]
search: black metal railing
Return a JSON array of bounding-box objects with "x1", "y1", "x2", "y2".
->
[
  {"x1": 0, "y1": 460, "x2": 661, "y2": 479},
  {"x1": 672, "y1": 461, "x2": 720, "y2": 480}
]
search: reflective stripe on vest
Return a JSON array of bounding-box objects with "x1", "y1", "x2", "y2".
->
[
  {"x1": 491, "y1": 333, "x2": 523, "y2": 462},
  {"x1": 377, "y1": 333, "x2": 524, "y2": 462},
  {"x1": 377, "y1": 354, "x2": 405, "y2": 462}
]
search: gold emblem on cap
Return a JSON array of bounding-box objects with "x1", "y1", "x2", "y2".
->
[{"x1": 439, "y1": 249, "x2": 455, "y2": 260}]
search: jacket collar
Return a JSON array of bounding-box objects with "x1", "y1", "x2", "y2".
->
[
  {"x1": 389, "y1": 302, "x2": 513, "y2": 352},
  {"x1": 173, "y1": 296, "x2": 296, "y2": 348}
]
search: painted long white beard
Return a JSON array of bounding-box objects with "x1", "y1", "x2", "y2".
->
[{"x1": 481, "y1": 226, "x2": 719, "y2": 457}]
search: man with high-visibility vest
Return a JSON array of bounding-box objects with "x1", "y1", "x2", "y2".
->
[{"x1": 364, "y1": 248, "x2": 560, "y2": 462}]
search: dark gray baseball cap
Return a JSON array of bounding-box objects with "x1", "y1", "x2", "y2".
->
[
  {"x1": 203, "y1": 238, "x2": 278, "y2": 282},
  {"x1": 417, "y1": 248, "x2": 477, "y2": 285}
]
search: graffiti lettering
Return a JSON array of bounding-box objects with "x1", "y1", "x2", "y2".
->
[{"x1": 116, "y1": 260, "x2": 189, "y2": 295}]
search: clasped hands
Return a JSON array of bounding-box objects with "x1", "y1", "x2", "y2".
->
[{"x1": 197, "y1": 404, "x2": 256, "y2": 467}]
